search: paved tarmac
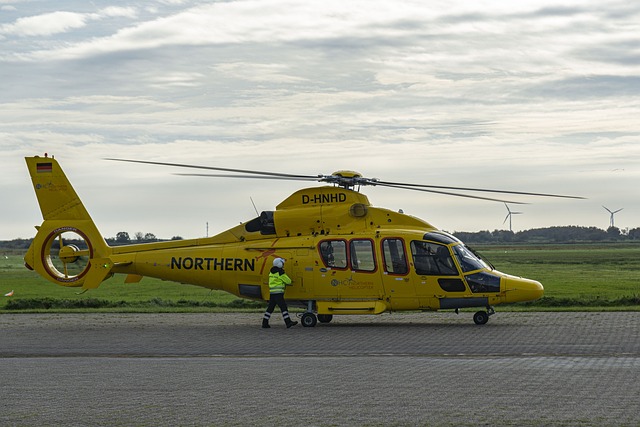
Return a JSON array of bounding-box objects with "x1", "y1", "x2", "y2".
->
[{"x1": 1, "y1": 311, "x2": 639, "y2": 426}]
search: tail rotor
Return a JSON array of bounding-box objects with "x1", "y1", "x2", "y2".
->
[{"x1": 43, "y1": 228, "x2": 93, "y2": 285}]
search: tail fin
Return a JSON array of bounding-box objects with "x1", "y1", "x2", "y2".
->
[
  {"x1": 24, "y1": 155, "x2": 114, "y2": 289},
  {"x1": 26, "y1": 155, "x2": 92, "y2": 221}
]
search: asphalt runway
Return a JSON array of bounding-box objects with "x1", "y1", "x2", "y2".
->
[{"x1": 1, "y1": 311, "x2": 639, "y2": 426}]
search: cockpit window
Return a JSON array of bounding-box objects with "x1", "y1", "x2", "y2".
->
[
  {"x1": 411, "y1": 241, "x2": 458, "y2": 276},
  {"x1": 422, "y1": 231, "x2": 460, "y2": 245},
  {"x1": 466, "y1": 272, "x2": 501, "y2": 293},
  {"x1": 452, "y1": 244, "x2": 489, "y2": 273},
  {"x1": 319, "y1": 240, "x2": 347, "y2": 268}
]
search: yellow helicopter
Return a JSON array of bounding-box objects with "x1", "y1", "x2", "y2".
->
[{"x1": 23, "y1": 154, "x2": 583, "y2": 325}]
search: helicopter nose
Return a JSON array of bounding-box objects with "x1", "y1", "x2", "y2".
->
[{"x1": 504, "y1": 277, "x2": 544, "y2": 303}]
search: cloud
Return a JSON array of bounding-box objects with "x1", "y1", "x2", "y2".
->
[
  {"x1": 2, "y1": 0, "x2": 640, "y2": 238},
  {"x1": 0, "y1": 7, "x2": 137, "y2": 38},
  {"x1": 212, "y1": 63, "x2": 308, "y2": 84},
  {"x1": 1, "y1": 11, "x2": 88, "y2": 36},
  {"x1": 524, "y1": 75, "x2": 640, "y2": 99},
  {"x1": 97, "y1": 7, "x2": 137, "y2": 19},
  {"x1": 4, "y1": 1, "x2": 467, "y2": 60}
]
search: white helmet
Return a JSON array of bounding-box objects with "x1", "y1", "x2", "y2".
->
[{"x1": 273, "y1": 258, "x2": 285, "y2": 268}]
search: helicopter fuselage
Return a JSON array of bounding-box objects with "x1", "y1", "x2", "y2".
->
[
  {"x1": 105, "y1": 186, "x2": 543, "y2": 316},
  {"x1": 24, "y1": 156, "x2": 543, "y2": 325}
]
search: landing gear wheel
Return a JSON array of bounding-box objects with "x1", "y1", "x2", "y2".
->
[
  {"x1": 317, "y1": 314, "x2": 333, "y2": 324},
  {"x1": 301, "y1": 312, "x2": 318, "y2": 327},
  {"x1": 473, "y1": 311, "x2": 489, "y2": 325}
]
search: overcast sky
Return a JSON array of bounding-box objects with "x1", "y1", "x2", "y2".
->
[{"x1": 1, "y1": 0, "x2": 638, "y2": 241}]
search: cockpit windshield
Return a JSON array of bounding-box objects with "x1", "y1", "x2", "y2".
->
[
  {"x1": 410, "y1": 241, "x2": 458, "y2": 276},
  {"x1": 452, "y1": 244, "x2": 489, "y2": 273}
]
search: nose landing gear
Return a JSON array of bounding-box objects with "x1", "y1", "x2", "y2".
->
[{"x1": 473, "y1": 306, "x2": 495, "y2": 325}]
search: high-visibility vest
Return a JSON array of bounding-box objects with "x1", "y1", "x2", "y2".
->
[{"x1": 269, "y1": 271, "x2": 292, "y2": 294}]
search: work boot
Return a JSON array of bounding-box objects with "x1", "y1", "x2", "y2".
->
[
  {"x1": 262, "y1": 319, "x2": 270, "y2": 329},
  {"x1": 286, "y1": 320, "x2": 298, "y2": 328}
]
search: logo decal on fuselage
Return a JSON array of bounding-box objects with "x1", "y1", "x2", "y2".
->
[{"x1": 171, "y1": 257, "x2": 255, "y2": 271}]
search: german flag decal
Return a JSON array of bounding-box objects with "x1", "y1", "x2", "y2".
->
[{"x1": 37, "y1": 162, "x2": 53, "y2": 173}]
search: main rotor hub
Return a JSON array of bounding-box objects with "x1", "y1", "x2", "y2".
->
[
  {"x1": 323, "y1": 170, "x2": 378, "y2": 190},
  {"x1": 332, "y1": 170, "x2": 362, "y2": 179}
]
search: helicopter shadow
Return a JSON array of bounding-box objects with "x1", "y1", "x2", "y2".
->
[{"x1": 296, "y1": 316, "x2": 511, "y2": 330}]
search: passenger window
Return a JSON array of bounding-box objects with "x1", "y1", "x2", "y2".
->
[
  {"x1": 382, "y1": 238, "x2": 408, "y2": 275},
  {"x1": 411, "y1": 241, "x2": 458, "y2": 276},
  {"x1": 319, "y1": 240, "x2": 347, "y2": 268},
  {"x1": 350, "y1": 239, "x2": 376, "y2": 272}
]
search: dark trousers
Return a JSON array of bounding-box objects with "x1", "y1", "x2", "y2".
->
[{"x1": 263, "y1": 293, "x2": 292, "y2": 323}]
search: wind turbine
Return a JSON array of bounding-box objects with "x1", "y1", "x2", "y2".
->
[
  {"x1": 503, "y1": 203, "x2": 523, "y2": 232},
  {"x1": 602, "y1": 206, "x2": 623, "y2": 228}
]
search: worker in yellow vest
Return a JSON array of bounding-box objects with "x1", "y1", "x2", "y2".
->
[{"x1": 262, "y1": 258, "x2": 298, "y2": 328}]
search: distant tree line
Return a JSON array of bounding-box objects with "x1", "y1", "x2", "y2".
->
[
  {"x1": 0, "y1": 232, "x2": 184, "y2": 250},
  {"x1": 2, "y1": 226, "x2": 640, "y2": 249},
  {"x1": 105, "y1": 231, "x2": 184, "y2": 246}
]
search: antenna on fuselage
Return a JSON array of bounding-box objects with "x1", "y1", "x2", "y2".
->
[{"x1": 250, "y1": 197, "x2": 260, "y2": 216}]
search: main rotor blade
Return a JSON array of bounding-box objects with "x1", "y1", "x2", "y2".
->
[
  {"x1": 375, "y1": 180, "x2": 585, "y2": 200},
  {"x1": 107, "y1": 158, "x2": 585, "y2": 202},
  {"x1": 376, "y1": 182, "x2": 529, "y2": 204},
  {"x1": 174, "y1": 173, "x2": 320, "y2": 181},
  {"x1": 105, "y1": 158, "x2": 320, "y2": 180}
]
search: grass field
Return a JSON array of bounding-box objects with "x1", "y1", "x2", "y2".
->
[
  {"x1": 1, "y1": 243, "x2": 640, "y2": 312},
  {"x1": 478, "y1": 244, "x2": 640, "y2": 307},
  {"x1": 0, "y1": 251, "x2": 255, "y2": 312}
]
